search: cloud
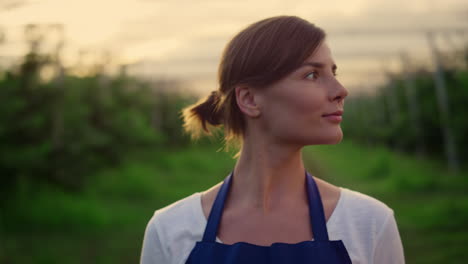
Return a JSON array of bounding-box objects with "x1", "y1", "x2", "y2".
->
[
  {"x1": 1, "y1": 0, "x2": 467, "y2": 93},
  {"x1": 0, "y1": 0, "x2": 30, "y2": 11}
]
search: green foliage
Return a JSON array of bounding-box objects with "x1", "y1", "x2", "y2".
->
[
  {"x1": 0, "y1": 46, "x2": 197, "y2": 194},
  {"x1": 2, "y1": 144, "x2": 235, "y2": 263},
  {"x1": 342, "y1": 46, "x2": 468, "y2": 165},
  {"x1": 305, "y1": 142, "x2": 468, "y2": 264}
]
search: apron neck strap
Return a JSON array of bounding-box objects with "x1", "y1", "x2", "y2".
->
[
  {"x1": 202, "y1": 171, "x2": 233, "y2": 242},
  {"x1": 202, "y1": 171, "x2": 330, "y2": 242},
  {"x1": 306, "y1": 172, "x2": 329, "y2": 241}
]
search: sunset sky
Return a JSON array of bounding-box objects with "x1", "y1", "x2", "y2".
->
[{"x1": 0, "y1": 0, "x2": 467, "y2": 94}]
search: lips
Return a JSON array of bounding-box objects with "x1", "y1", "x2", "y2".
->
[
  {"x1": 322, "y1": 110, "x2": 343, "y2": 123},
  {"x1": 322, "y1": 110, "x2": 343, "y2": 117}
]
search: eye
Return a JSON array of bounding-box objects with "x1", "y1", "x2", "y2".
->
[{"x1": 305, "y1": 71, "x2": 318, "y2": 80}]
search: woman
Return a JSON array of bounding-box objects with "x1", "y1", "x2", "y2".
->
[{"x1": 140, "y1": 16, "x2": 405, "y2": 264}]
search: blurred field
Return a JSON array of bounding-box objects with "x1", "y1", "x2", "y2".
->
[
  {"x1": 306, "y1": 141, "x2": 468, "y2": 264},
  {"x1": 2, "y1": 145, "x2": 234, "y2": 263},
  {"x1": 2, "y1": 141, "x2": 467, "y2": 263}
]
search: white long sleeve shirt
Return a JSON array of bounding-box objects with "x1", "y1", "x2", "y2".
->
[{"x1": 140, "y1": 187, "x2": 405, "y2": 264}]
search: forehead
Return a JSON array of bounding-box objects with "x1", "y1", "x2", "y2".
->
[{"x1": 304, "y1": 42, "x2": 334, "y2": 64}]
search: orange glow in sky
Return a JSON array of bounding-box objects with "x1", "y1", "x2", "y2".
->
[{"x1": 1, "y1": 0, "x2": 467, "y2": 94}]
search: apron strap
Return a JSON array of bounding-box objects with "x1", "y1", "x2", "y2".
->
[
  {"x1": 202, "y1": 171, "x2": 233, "y2": 242},
  {"x1": 306, "y1": 172, "x2": 330, "y2": 241}
]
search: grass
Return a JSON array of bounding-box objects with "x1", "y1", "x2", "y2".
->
[
  {"x1": 304, "y1": 141, "x2": 468, "y2": 264},
  {"x1": 1, "y1": 144, "x2": 236, "y2": 264},
  {"x1": 2, "y1": 141, "x2": 468, "y2": 263}
]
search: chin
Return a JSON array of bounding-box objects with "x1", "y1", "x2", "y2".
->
[
  {"x1": 328, "y1": 129, "x2": 344, "y2": 144},
  {"x1": 328, "y1": 134, "x2": 343, "y2": 145}
]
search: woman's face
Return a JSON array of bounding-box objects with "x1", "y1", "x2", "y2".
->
[{"x1": 256, "y1": 41, "x2": 348, "y2": 146}]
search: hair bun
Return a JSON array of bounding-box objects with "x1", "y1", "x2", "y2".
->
[
  {"x1": 181, "y1": 90, "x2": 224, "y2": 138},
  {"x1": 204, "y1": 91, "x2": 223, "y2": 126}
]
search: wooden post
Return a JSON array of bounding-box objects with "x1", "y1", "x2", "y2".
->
[
  {"x1": 382, "y1": 70, "x2": 402, "y2": 152},
  {"x1": 0, "y1": 26, "x2": 5, "y2": 76},
  {"x1": 0, "y1": 26, "x2": 5, "y2": 45},
  {"x1": 51, "y1": 24, "x2": 65, "y2": 150},
  {"x1": 400, "y1": 51, "x2": 425, "y2": 157},
  {"x1": 426, "y1": 31, "x2": 459, "y2": 173}
]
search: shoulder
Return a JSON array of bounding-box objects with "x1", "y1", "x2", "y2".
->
[
  {"x1": 142, "y1": 193, "x2": 206, "y2": 263},
  {"x1": 339, "y1": 187, "x2": 394, "y2": 220},
  {"x1": 150, "y1": 192, "x2": 205, "y2": 237},
  {"x1": 335, "y1": 187, "x2": 394, "y2": 235},
  {"x1": 154, "y1": 193, "x2": 202, "y2": 221},
  {"x1": 329, "y1": 187, "x2": 399, "y2": 262}
]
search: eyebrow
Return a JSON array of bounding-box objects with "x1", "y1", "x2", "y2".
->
[{"x1": 300, "y1": 62, "x2": 337, "y2": 72}]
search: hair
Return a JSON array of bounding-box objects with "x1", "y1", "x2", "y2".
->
[{"x1": 181, "y1": 16, "x2": 326, "y2": 148}]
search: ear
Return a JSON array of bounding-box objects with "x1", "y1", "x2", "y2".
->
[{"x1": 235, "y1": 85, "x2": 261, "y2": 118}]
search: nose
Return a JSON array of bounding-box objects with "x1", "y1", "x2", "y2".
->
[{"x1": 330, "y1": 79, "x2": 348, "y2": 102}]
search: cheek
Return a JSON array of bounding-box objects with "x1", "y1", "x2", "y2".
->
[
  {"x1": 285, "y1": 89, "x2": 326, "y2": 117},
  {"x1": 263, "y1": 89, "x2": 326, "y2": 131}
]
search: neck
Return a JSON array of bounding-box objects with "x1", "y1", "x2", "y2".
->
[{"x1": 229, "y1": 136, "x2": 307, "y2": 213}]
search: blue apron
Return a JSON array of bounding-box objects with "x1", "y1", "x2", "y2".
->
[{"x1": 186, "y1": 171, "x2": 352, "y2": 263}]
